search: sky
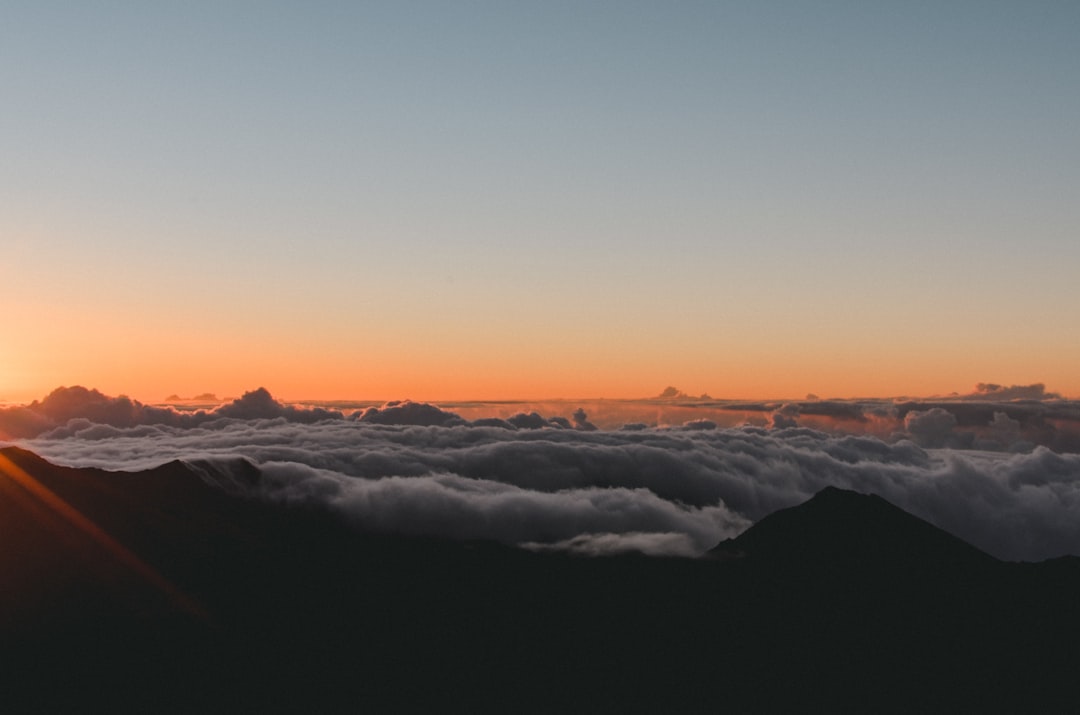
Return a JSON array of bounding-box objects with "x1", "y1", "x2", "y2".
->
[{"x1": 3, "y1": 1, "x2": 1078, "y2": 403}]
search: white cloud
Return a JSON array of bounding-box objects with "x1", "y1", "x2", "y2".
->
[{"x1": 13, "y1": 418, "x2": 1080, "y2": 561}]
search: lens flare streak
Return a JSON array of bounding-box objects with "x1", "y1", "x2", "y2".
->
[{"x1": 0, "y1": 452, "x2": 205, "y2": 619}]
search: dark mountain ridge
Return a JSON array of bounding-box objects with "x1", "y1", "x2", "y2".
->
[
  {"x1": 712, "y1": 485, "x2": 997, "y2": 570},
  {"x1": 1, "y1": 446, "x2": 1077, "y2": 713}
]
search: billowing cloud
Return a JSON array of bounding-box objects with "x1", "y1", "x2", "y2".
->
[
  {"x1": 903, "y1": 407, "x2": 958, "y2": 448},
  {"x1": 0, "y1": 386, "x2": 344, "y2": 439},
  {"x1": 8, "y1": 386, "x2": 184, "y2": 434},
  {"x1": 974, "y1": 411, "x2": 1028, "y2": 452},
  {"x1": 769, "y1": 403, "x2": 800, "y2": 430},
  {"x1": 354, "y1": 400, "x2": 465, "y2": 427},
  {"x1": 13, "y1": 416, "x2": 1080, "y2": 561},
  {"x1": 6, "y1": 386, "x2": 1079, "y2": 454},
  {"x1": 215, "y1": 387, "x2": 344, "y2": 423},
  {"x1": 255, "y1": 463, "x2": 743, "y2": 553},
  {"x1": 572, "y1": 408, "x2": 598, "y2": 431}
]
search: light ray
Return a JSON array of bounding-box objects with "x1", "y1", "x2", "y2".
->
[{"x1": 0, "y1": 452, "x2": 206, "y2": 619}]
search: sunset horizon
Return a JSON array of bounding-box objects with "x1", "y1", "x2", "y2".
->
[
  {"x1": 2, "y1": 377, "x2": 1076, "y2": 408},
  {"x1": 5, "y1": 2, "x2": 1078, "y2": 413},
  {"x1": 3, "y1": 3, "x2": 1078, "y2": 711}
]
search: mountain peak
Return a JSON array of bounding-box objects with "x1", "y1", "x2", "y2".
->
[{"x1": 711, "y1": 486, "x2": 995, "y2": 571}]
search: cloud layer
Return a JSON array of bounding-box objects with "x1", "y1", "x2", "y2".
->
[
  {"x1": 5, "y1": 384, "x2": 1080, "y2": 454},
  {"x1": 11, "y1": 401, "x2": 1080, "y2": 561}
]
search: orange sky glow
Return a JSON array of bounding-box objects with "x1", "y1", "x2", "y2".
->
[
  {"x1": 3, "y1": 4, "x2": 1078, "y2": 408},
  {"x1": 2, "y1": 317, "x2": 1075, "y2": 406}
]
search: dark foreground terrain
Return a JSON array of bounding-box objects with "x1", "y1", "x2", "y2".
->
[{"x1": 2, "y1": 445, "x2": 1078, "y2": 713}]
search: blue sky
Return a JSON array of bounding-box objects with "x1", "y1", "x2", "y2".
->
[{"x1": 3, "y1": 1, "x2": 1078, "y2": 400}]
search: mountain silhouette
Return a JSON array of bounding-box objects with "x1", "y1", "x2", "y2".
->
[
  {"x1": 2, "y1": 447, "x2": 1078, "y2": 714},
  {"x1": 711, "y1": 485, "x2": 996, "y2": 574}
]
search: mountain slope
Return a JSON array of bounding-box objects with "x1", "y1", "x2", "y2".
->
[
  {"x1": 711, "y1": 485, "x2": 997, "y2": 572},
  {"x1": 2, "y1": 448, "x2": 1079, "y2": 713}
]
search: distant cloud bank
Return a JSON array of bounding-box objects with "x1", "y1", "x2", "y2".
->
[{"x1": 3, "y1": 384, "x2": 1078, "y2": 452}]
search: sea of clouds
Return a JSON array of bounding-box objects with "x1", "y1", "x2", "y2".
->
[{"x1": 4, "y1": 386, "x2": 1079, "y2": 562}]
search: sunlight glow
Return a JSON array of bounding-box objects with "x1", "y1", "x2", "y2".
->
[{"x1": 0, "y1": 452, "x2": 205, "y2": 618}]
